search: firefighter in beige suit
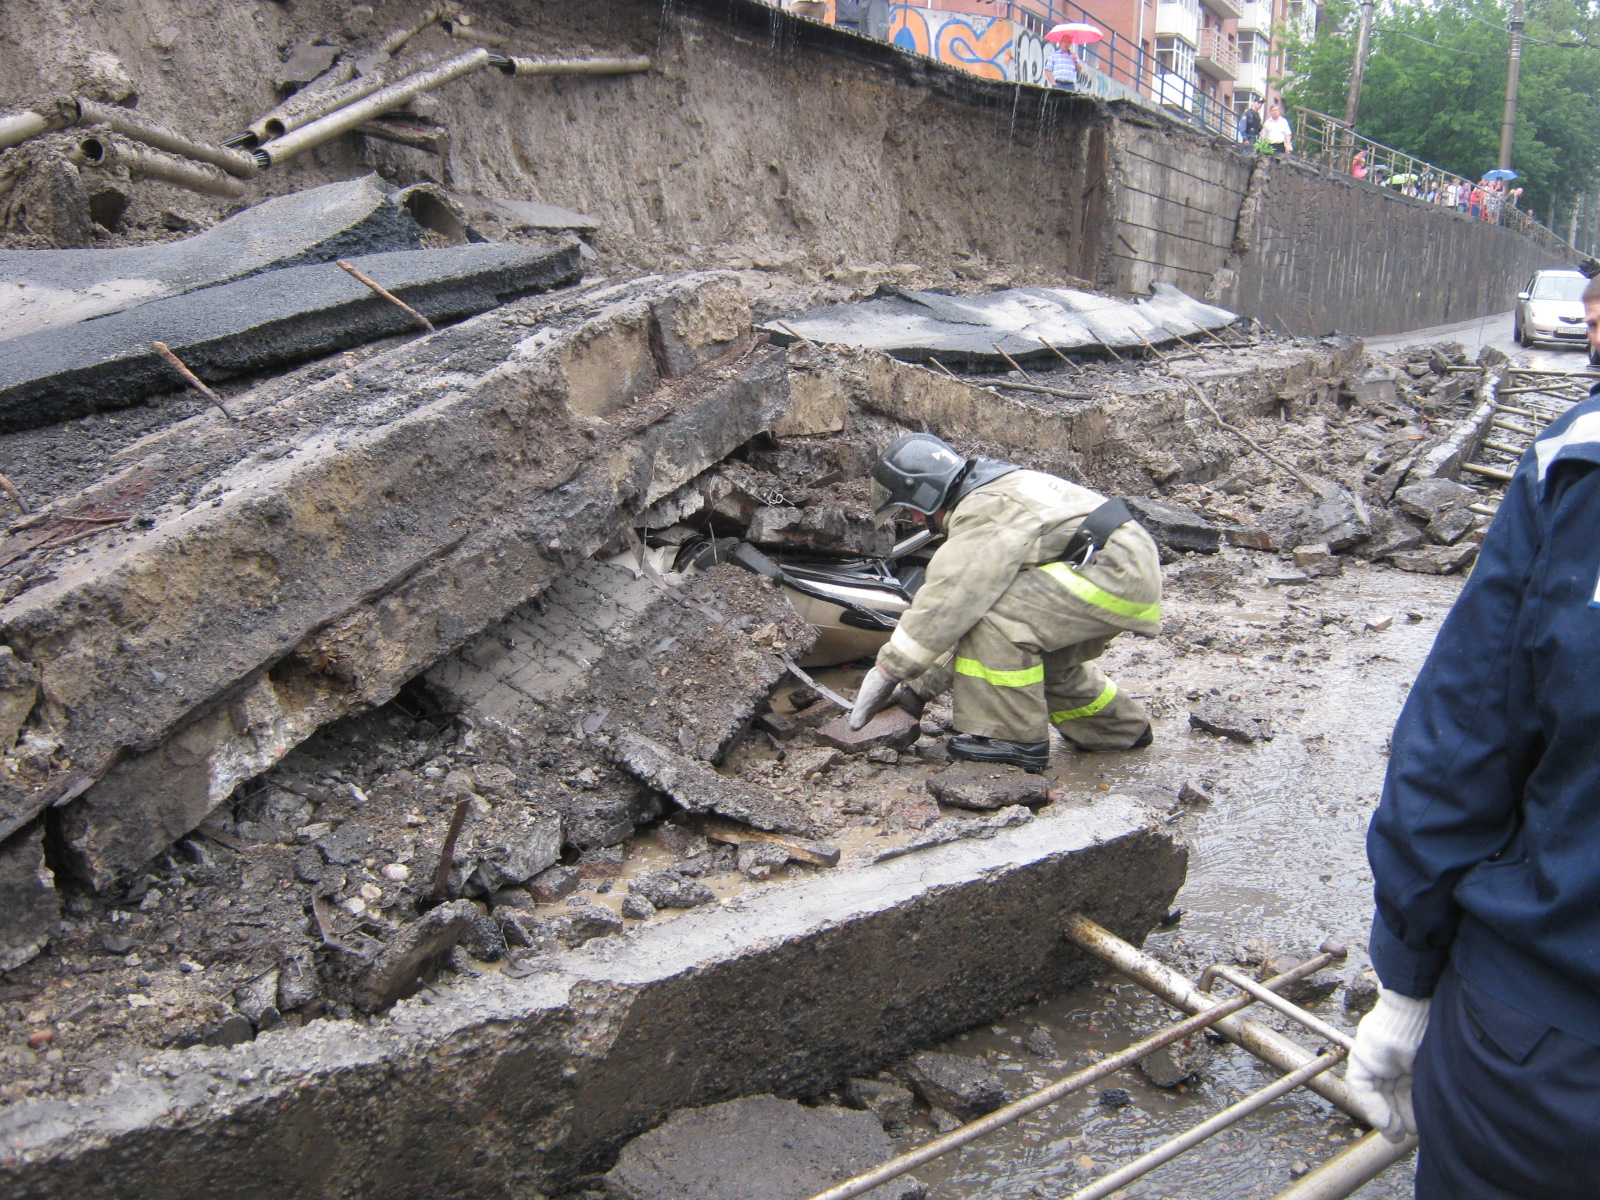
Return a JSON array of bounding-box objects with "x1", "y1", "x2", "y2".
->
[{"x1": 850, "y1": 433, "x2": 1161, "y2": 772}]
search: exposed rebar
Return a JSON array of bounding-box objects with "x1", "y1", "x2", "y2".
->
[
  {"x1": 1269, "y1": 1131, "x2": 1418, "y2": 1200},
  {"x1": 335, "y1": 259, "x2": 435, "y2": 332},
  {"x1": 75, "y1": 99, "x2": 258, "y2": 179},
  {"x1": 151, "y1": 342, "x2": 238, "y2": 421},
  {"x1": 802, "y1": 946, "x2": 1346, "y2": 1200}
]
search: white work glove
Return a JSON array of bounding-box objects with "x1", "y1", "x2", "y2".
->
[
  {"x1": 849, "y1": 666, "x2": 898, "y2": 730},
  {"x1": 1345, "y1": 989, "x2": 1431, "y2": 1142}
]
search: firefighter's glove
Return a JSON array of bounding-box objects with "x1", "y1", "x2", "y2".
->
[
  {"x1": 849, "y1": 666, "x2": 898, "y2": 730},
  {"x1": 1345, "y1": 989, "x2": 1431, "y2": 1143}
]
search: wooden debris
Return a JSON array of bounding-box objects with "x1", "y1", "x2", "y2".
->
[{"x1": 703, "y1": 819, "x2": 841, "y2": 868}]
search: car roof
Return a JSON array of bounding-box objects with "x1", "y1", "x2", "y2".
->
[{"x1": 1533, "y1": 269, "x2": 1585, "y2": 278}]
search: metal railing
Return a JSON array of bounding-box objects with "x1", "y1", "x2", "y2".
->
[
  {"x1": 994, "y1": 0, "x2": 1239, "y2": 136},
  {"x1": 1292, "y1": 105, "x2": 1570, "y2": 254}
]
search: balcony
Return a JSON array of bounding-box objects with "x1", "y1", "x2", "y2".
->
[
  {"x1": 1235, "y1": 60, "x2": 1267, "y2": 94},
  {"x1": 1195, "y1": 27, "x2": 1238, "y2": 79},
  {"x1": 1154, "y1": 0, "x2": 1200, "y2": 45},
  {"x1": 1203, "y1": 0, "x2": 1243, "y2": 19},
  {"x1": 1237, "y1": 0, "x2": 1272, "y2": 30}
]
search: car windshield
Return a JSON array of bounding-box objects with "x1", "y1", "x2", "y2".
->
[{"x1": 1531, "y1": 274, "x2": 1586, "y2": 301}]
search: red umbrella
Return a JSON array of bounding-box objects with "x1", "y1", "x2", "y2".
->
[{"x1": 1046, "y1": 22, "x2": 1104, "y2": 45}]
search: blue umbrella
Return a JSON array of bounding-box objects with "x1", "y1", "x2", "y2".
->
[{"x1": 1484, "y1": 168, "x2": 1519, "y2": 181}]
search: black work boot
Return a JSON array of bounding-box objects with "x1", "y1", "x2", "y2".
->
[{"x1": 948, "y1": 735, "x2": 1049, "y2": 773}]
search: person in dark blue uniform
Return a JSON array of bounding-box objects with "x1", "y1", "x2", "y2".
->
[{"x1": 1347, "y1": 274, "x2": 1600, "y2": 1197}]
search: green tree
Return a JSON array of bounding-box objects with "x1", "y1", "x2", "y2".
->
[{"x1": 1281, "y1": 0, "x2": 1600, "y2": 229}]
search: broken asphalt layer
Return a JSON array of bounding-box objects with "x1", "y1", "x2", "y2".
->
[
  {"x1": 0, "y1": 176, "x2": 422, "y2": 342},
  {"x1": 767, "y1": 282, "x2": 1239, "y2": 365},
  {"x1": 0, "y1": 796, "x2": 1184, "y2": 1199},
  {"x1": 0, "y1": 240, "x2": 582, "y2": 433}
]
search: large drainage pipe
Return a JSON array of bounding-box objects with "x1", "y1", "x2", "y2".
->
[
  {"x1": 252, "y1": 47, "x2": 494, "y2": 168},
  {"x1": 0, "y1": 110, "x2": 56, "y2": 150},
  {"x1": 71, "y1": 134, "x2": 247, "y2": 199},
  {"x1": 74, "y1": 99, "x2": 258, "y2": 179}
]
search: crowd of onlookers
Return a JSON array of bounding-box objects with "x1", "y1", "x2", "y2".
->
[{"x1": 1234, "y1": 100, "x2": 1529, "y2": 227}]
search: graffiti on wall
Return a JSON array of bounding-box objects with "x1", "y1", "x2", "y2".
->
[{"x1": 888, "y1": 6, "x2": 1014, "y2": 80}]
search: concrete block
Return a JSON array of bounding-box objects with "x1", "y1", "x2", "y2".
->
[
  {"x1": 773, "y1": 363, "x2": 849, "y2": 436},
  {"x1": 0, "y1": 242, "x2": 582, "y2": 432},
  {"x1": 816, "y1": 708, "x2": 920, "y2": 755},
  {"x1": 609, "y1": 730, "x2": 822, "y2": 838},
  {"x1": 1388, "y1": 543, "x2": 1479, "y2": 575},
  {"x1": 926, "y1": 762, "x2": 1051, "y2": 810},
  {"x1": 0, "y1": 176, "x2": 421, "y2": 341},
  {"x1": 1394, "y1": 478, "x2": 1478, "y2": 523},
  {"x1": 1124, "y1": 497, "x2": 1222, "y2": 557},
  {"x1": 0, "y1": 823, "x2": 57, "y2": 971},
  {"x1": 0, "y1": 799, "x2": 1184, "y2": 1198}
]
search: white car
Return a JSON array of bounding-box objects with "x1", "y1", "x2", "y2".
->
[{"x1": 1514, "y1": 268, "x2": 1589, "y2": 348}]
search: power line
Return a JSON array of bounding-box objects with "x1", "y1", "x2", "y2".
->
[{"x1": 1378, "y1": 27, "x2": 1492, "y2": 56}]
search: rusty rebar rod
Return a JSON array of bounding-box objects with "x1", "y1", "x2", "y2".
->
[
  {"x1": 1269, "y1": 1130, "x2": 1418, "y2": 1200},
  {"x1": 1068, "y1": 1051, "x2": 1347, "y2": 1200},
  {"x1": 429, "y1": 799, "x2": 471, "y2": 900},
  {"x1": 1201, "y1": 963, "x2": 1355, "y2": 1049},
  {"x1": 0, "y1": 474, "x2": 29, "y2": 515},
  {"x1": 1036, "y1": 335, "x2": 1086, "y2": 376},
  {"x1": 1091, "y1": 332, "x2": 1128, "y2": 364},
  {"x1": 991, "y1": 341, "x2": 1036, "y2": 380},
  {"x1": 336, "y1": 259, "x2": 435, "y2": 331},
  {"x1": 802, "y1": 945, "x2": 1346, "y2": 1200},
  {"x1": 151, "y1": 342, "x2": 237, "y2": 421}
]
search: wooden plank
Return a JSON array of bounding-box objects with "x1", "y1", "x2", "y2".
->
[{"x1": 703, "y1": 819, "x2": 841, "y2": 868}]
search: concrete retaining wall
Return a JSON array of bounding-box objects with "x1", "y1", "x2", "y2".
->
[{"x1": 1109, "y1": 114, "x2": 1578, "y2": 337}]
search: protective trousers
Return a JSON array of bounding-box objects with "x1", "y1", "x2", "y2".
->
[
  {"x1": 1413, "y1": 966, "x2": 1600, "y2": 1198},
  {"x1": 914, "y1": 564, "x2": 1152, "y2": 749}
]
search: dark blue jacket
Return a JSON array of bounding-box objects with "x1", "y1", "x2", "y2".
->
[{"x1": 1368, "y1": 386, "x2": 1600, "y2": 1043}]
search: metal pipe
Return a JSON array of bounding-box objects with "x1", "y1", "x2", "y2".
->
[
  {"x1": 73, "y1": 134, "x2": 246, "y2": 199},
  {"x1": 1062, "y1": 915, "x2": 1364, "y2": 1117},
  {"x1": 1200, "y1": 965, "x2": 1355, "y2": 1050},
  {"x1": 253, "y1": 48, "x2": 494, "y2": 168},
  {"x1": 1270, "y1": 1131, "x2": 1418, "y2": 1200},
  {"x1": 75, "y1": 99, "x2": 258, "y2": 179},
  {"x1": 802, "y1": 950, "x2": 1346, "y2": 1200},
  {"x1": 0, "y1": 110, "x2": 51, "y2": 150},
  {"x1": 240, "y1": 6, "x2": 458, "y2": 147},
  {"x1": 496, "y1": 55, "x2": 653, "y2": 77},
  {"x1": 1069, "y1": 1051, "x2": 1347, "y2": 1200}
]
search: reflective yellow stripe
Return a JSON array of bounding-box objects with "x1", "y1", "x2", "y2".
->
[
  {"x1": 953, "y1": 657, "x2": 1044, "y2": 688},
  {"x1": 1038, "y1": 561, "x2": 1162, "y2": 623},
  {"x1": 1051, "y1": 682, "x2": 1118, "y2": 722}
]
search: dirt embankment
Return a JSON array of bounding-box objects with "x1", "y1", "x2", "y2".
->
[{"x1": 1, "y1": 0, "x2": 1102, "y2": 301}]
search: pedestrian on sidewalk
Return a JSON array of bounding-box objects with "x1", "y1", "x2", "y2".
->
[
  {"x1": 1261, "y1": 100, "x2": 1292, "y2": 154},
  {"x1": 848, "y1": 434, "x2": 1161, "y2": 771},
  {"x1": 1348, "y1": 270, "x2": 1600, "y2": 1198}
]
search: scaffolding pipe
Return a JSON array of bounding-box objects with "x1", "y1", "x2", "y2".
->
[
  {"x1": 801, "y1": 947, "x2": 1347, "y2": 1200},
  {"x1": 1063, "y1": 915, "x2": 1364, "y2": 1117},
  {"x1": 74, "y1": 99, "x2": 258, "y2": 179},
  {"x1": 1069, "y1": 1052, "x2": 1347, "y2": 1200},
  {"x1": 1270, "y1": 1131, "x2": 1419, "y2": 1200},
  {"x1": 72, "y1": 134, "x2": 246, "y2": 199},
  {"x1": 252, "y1": 48, "x2": 494, "y2": 168},
  {"x1": 496, "y1": 55, "x2": 653, "y2": 77}
]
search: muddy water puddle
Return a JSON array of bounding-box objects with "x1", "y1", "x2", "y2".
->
[{"x1": 909, "y1": 564, "x2": 1460, "y2": 1200}]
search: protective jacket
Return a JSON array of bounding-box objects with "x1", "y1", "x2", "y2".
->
[
  {"x1": 1368, "y1": 387, "x2": 1600, "y2": 1044},
  {"x1": 876, "y1": 468, "x2": 1161, "y2": 683}
]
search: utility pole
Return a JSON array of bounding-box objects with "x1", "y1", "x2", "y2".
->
[
  {"x1": 1498, "y1": 0, "x2": 1524, "y2": 170},
  {"x1": 1344, "y1": 0, "x2": 1374, "y2": 127}
]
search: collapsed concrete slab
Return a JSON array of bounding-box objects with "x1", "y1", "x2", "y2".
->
[
  {"x1": 0, "y1": 797, "x2": 1185, "y2": 1199},
  {"x1": 768, "y1": 282, "x2": 1238, "y2": 365},
  {"x1": 0, "y1": 272, "x2": 776, "y2": 890},
  {"x1": 0, "y1": 241, "x2": 582, "y2": 433},
  {"x1": 0, "y1": 176, "x2": 422, "y2": 342}
]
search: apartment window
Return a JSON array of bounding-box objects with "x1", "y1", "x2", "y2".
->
[
  {"x1": 1238, "y1": 32, "x2": 1258, "y2": 63},
  {"x1": 1155, "y1": 34, "x2": 1196, "y2": 77}
]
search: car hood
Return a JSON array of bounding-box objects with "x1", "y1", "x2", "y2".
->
[{"x1": 1527, "y1": 299, "x2": 1585, "y2": 317}]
